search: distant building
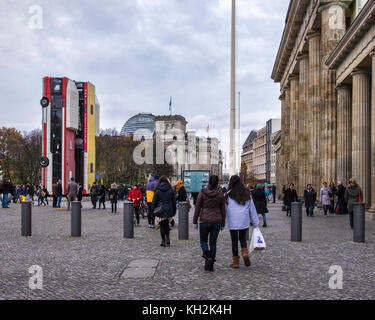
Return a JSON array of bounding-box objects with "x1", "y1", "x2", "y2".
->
[
  {"x1": 266, "y1": 119, "x2": 281, "y2": 183},
  {"x1": 120, "y1": 113, "x2": 156, "y2": 139},
  {"x1": 241, "y1": 130, "x2": 257, "y2": 177},
  {"x1": 242, "y1": 118, "x2": 281, "y2": 185},
  {"x1": 272, "y1": 130, "x2": 282, "y2": 193}
]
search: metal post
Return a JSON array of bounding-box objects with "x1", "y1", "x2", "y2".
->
[
  {"x1": 353, "y1": 202, "x2": 365, "y2": 243},
  {"x1": 21, "y1": 201, "x2": 32, "y2": 236},
  {"x1": 123, "y1": 201, "x2": 134, "y2": 239},
  {"x1": 71, "y1": 201, "x2": 81, "y2": 237},
  {"x1": 178, "y1": 202, "x2": 189, "y2": 240},
  {"x1": 291, "y1": 202, "x2": 302, "y2": 242}
]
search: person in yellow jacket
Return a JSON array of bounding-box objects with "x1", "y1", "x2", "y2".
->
[{"x1": 146, "y1": 175, "x2": 159, "y2": 228}]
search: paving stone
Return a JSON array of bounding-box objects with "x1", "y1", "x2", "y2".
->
[
  {"x1": 127, "y1": 259, "x2": 159, "y2": 269},
  {"x1": 0, "y1": 201, "x2": 374, "y2": 299},
  {"x1": 120, "y1": 268, "x2": 156, "y2": 279}
]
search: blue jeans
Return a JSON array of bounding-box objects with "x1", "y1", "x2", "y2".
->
[
  {"x1": 349, "y1": 211, "x2": 354, "y2": 229},
  {"x1": 2, "y1": 193, "x2": 8, "y2": 208},
  {"x1": 57, "y1": 196, "x2": 62, "y2": 208},
  {"x1": 199, "y1": 222, "x2": 221, "y2": 260},
  {"x1": 306, "y1": 203, "x2": 315, "y2": 216},
  {"x1": 262, "y1": 213, "x2": 267, "y2": 223}
]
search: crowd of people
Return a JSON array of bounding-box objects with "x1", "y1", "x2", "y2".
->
[
  {"x1": 281, "y1": 178, "x2": 364, "y2": 229},
  {"x1": 0, "y1": 174, "x2": 365, "y2": 273}
]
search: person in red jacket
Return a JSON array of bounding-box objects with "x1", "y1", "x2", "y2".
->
[{"x1": 128, "y1": 183, "x2": 143, "y2": 226}]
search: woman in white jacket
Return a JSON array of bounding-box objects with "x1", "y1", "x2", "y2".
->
[{"x1": 226, "y1": 175, "x2": 259, "y2": 268}]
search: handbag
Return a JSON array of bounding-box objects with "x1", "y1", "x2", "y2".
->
[
  {"x1": 358, "y1": 187, "x2": 362, "y2": 203},
  {"x1": 153, "y1": 205, "x2": 163, "y2": 217}
]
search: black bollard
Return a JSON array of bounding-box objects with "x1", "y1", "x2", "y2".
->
[
  {"x1": 21, "y1": 201, "x2": 32, "y2": 237},
  {"x1": 178, "y1": 202, "x2": 189, "y2": 240},
  {"x1": 291, "y1": 202, "x2": 302, "y2": 242},
  {"x1": 353, "y1": 202, "x2": 365, "y2": 243},
  {"x1": 123, "y1": 201, "x2": 134, "y2": 239},
  {"x1": 71, "y1": 201, "x2": 81, "y2": 237}
]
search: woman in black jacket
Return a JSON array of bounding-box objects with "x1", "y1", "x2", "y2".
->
[
  {"x1": 252, "y1": 184, "x2": 268, "y2": 227},
  {"x1": 98, "y1": 185, "x2": 106, "y2": 210},
  {"x1": 109, "y1": 183, "x2": 118, "y2": 213},
  {"x1": 151, "y1": 176, "x2": 177, "y2": 247}
]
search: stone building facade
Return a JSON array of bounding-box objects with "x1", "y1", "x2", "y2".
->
[
  {"x1": 253, "y1": 126, "x2": 267, "y2": 183},
  {"x1": 272, "y1": 0, "x2": 375, "y2": 216},
  {"x1": 241, "y1": 130, "x2": 257, "y2": 176}
]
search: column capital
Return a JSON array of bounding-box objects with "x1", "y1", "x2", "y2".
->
[
  {"x1": 296, "y1": 51, "x2": 309, "y2": 61},
  {"x1": 306, "y1": 30, "x2": 321, "y2": 41},
  {"x1": 369, "y1": 50, "x2": 375, "y2": 58},
  {"x1": 351, "y1": 68, "x2": 371, "y2": 77},
  {"x1": 288, "y1": 74, "x2": 299, "y2": 82},
  {"x1": 318, "y1": 1, "x2": 350, "y2": 13},
  {"x1": 279, "y1": 92, "x2": 286, "y2": 101},
  {"x1": 336, "y1": 83, "x2": 351, "y2": 90}
]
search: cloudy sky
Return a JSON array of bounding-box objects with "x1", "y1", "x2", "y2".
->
[{"x1": 0, "y1": 0, "x2": 289, "y2": 153}]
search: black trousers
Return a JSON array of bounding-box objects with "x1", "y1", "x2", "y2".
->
[
  {"x1": 99, "y1": 200, "x2": 105, "y2": 209},
  {"x1": 160, "y1": 219, "x2": 170, "y2": 241},
  {"x1": 134, "y1": 206, "x2": 140, "y2": 224},
  {"x1": 230, "y1": 229, "x2": 248, "y2": 257},
  {"x1": 53, "y1": 196, "x2": 57, "y2": 208},
  {"x1": 111, "y1": 201, "x2": 117, "y2": 213},
  {"x1": 147, "y1": 202, "x2": 155, "y2": 225},
  {"x1": 91, "y1": 196, "x2": 97, "y2": 208}
]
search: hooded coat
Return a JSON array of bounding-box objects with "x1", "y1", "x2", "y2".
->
[
  {"x1": 193, "y1": 187, "x2": 226, "y2": 225},
  {"x1": 252, "y1": 187, "x2": 268, "y2": 214},
  {"x1": 146, "y1": 177, "x2": 158, "y2": 203},
  {"x1": 151, "y1": 182, "x2": 176, "y2": 219},
  {"x1": 225, "y1": 191, "x2": 259, "y2": 230}
]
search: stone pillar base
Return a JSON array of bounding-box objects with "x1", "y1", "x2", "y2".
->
[{"x1": 366, "y1": 211, "x2": 375, "y2": 220}]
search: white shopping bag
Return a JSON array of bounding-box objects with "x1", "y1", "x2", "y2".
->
[{"x1": 249, "y1": 227, "x2": 266, "y2": 253}]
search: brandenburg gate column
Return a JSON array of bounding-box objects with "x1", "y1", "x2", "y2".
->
[
  {"x1": 351, "y1": 69, "x2": 371, "y2": 207},
  {"x1": 279, "y1": 91, "x2": 286, "y2": 187},
  {"x1": 289, "y1": 75, "x2": 299, "y2": 189},
  {"x1": 307, "y1": 31, "x2": 321, "y2": 190},
  {"x1": 336, "y1": 84, "x2": 352, "y2": 185},
  {"x1": 284, "y1": 85, "x2": 291, "y2": 185},
  {"x1": 369, "y1": 51, "x2": 375, "y2": 214},
  {"x1": 319, "y1": 2, "x2": 348, "y2": 183},
  {"x1": 297, "y1": 53, "x2": 309, "y2": 195}
]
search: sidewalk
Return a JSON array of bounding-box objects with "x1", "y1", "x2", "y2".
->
[{"x1": 0, "y1": 201, "x2": 374, "y2": 300}]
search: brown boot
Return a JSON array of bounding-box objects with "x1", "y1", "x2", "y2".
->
[
  {"x1": 241, "y1": 248, "x2": 251, "y2": 267},
  {"x1": 229, "y1": 256, "x2": 240, "y2": 269}
]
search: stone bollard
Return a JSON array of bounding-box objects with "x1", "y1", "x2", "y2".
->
[
  {"x1": 71, "y1": 201, "x2": 82, "y2": 237},
  {"x1": 291, "y1": 202, "x2": 302, "y2": 242},
  {"x1": 178, "y1": 202, "x2": 189, "y2": 240},
  {"x1": 123, "y1": 201, "x2": 134, "y2": 239},
  {"x1": 21, "y1": 201, "x2": 32, "y2": 237},
  {"x1": 353, "y1": 202, "x2": 365, "y2": 243}
]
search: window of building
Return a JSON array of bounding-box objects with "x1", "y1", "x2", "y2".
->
[
  {"x1": 90, "y1": 163, "x2": 93, "y2": 173},
  {"x1": 166, "y1": 124, "x2": 169, "y2": 130},
  {"x1": 91, "y1": 105, "x2": 94, "y2": 115}
]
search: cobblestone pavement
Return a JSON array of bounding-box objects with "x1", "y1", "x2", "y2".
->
[{"x1": 0, "y1": 199, "x2": 374, "y2": 300}]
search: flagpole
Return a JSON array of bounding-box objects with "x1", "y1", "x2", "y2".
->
[{"x1": 229, "y1": 0, "x2": 236, "y2": 177}]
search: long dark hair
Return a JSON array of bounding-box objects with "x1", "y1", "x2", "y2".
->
[
  {"x1": 155, "y1": 176, "x2": 172, "y2": 190},
  {"x1": 208, "y1": 175, "x2": 219, "y2": 190},
  {"x1": 227, "y1": 175, "x2": 250, "y2": 205}
]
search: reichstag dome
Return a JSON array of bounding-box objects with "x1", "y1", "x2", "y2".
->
[{"x1": 120, "y1": 113, "x2": 156, "y2": 139}]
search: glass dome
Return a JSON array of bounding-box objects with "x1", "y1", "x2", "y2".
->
[{"x1": 120, "y1": 113, "x2": 156, "y2": 139}]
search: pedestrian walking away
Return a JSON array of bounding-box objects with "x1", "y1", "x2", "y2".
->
[
  {"x1": 225, "y1": 175, "x2": 259, "y2": 269},
  {"x1": 151, "y1": 176, "x2": 176, "y2": 247},
  {"x1": 304, "y1": 184, "x2": 316, "y2": 217},
  {"x1": 90, "y1": 182, "x2": 98, "y2": 209},
  {"x1": 109, "y1": 183, "x2": 118, "y2": 213},
  {"x1": 252, "y1": 184, "x2": 268, "y2": 227},
  {"x1": 344, "y1": 178, "x2": 363, "y2": 229},
  {"x1": 193, "y1": 175, "x2": 226, "y2": 272},
  {"x1": 57, "y1": 180, "x2": 63, "y2": 209},
  {"x1": 271, "y1": 184, "x2": 277, "y2": 203},
  {"x1": 320, "y1": 182, "x2": 331, "y2": 217},
  {"x1": 98, "y1": 184, "x2": 106, "y2": 210},
  {"x1": 146, "y1": 175, "x2": 159, "y2": 228}
]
